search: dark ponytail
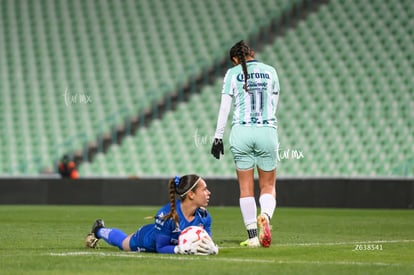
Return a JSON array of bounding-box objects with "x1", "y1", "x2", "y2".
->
[
  {"x1": 230, "y1": 40, "x2": 251, "y2": 92},
  {"x1": 163, "y1": 178, "x2": 179, "y2": 226}
]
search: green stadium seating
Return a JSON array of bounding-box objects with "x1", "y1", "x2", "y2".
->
[
  {"x1": 1, "y1": 0, "x2": 295, "y2": 175},
  {"x1": 80, "y1": 0, "x2": 413, "y2": 177},
  {"x1": 1, "y1": 0, "x2": 412, "y2": 177}
]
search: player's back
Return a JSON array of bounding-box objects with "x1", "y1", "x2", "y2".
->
[{"x1": 223, "y1": 60, "x2": 280, "y2": 127}]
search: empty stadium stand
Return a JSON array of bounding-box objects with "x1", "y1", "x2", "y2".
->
[{"x1": 1, "y1": 0, "x2": 412, "y2": 177}]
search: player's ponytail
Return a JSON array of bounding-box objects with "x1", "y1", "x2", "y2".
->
[
  {"x1": 163, "y1": 175, "x2": 201, "y2": 226},
  {"x1": 237, "y1": 45, "x2": 249, "y2": 92},
  {"x1": 163, "y1": 178, "x2": 180, "y2": 226},
  {"x1": 230, "y1": 40, "x2": 251, "y2": 92}
]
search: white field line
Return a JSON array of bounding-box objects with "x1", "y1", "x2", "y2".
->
[
  {"x1": 48, "y1": 252, "x2": 274, "y2": 263},
  {"x1": 224, "y1": 239, "x2": 414, "y2": 249},
  {"x1": 47, "y1": 239, "x2": 414, "y2": 267},
  {"x1": 47, "y1": 251, "x2": 411, "y2": 267}
]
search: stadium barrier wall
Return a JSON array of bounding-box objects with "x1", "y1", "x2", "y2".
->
[{"x1": 0, "y1": 177, "x2": 413, "y2": 208}]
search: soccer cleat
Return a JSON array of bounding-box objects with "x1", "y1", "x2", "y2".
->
[
  {"x1": 85, "y1": 219, "x2": 105, "y2": 249},
  {"x1": 257, "y1": 214, "x2": 272, "y2": 247},
  {"x1": 85, "y1": 233, "x2": 99, "y2": 248},
  {"x1": 240, "y1": 237, "x2": 260, "y2": 247}
]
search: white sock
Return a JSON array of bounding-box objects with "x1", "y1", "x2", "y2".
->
[
  {"x1": 239, "y1": 197, "x2": 257, "y2": 227},
  {"x1": 259, "y1": 193, "x2": 276, "y2": 219}
]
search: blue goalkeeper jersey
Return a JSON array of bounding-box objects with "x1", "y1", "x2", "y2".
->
[{"x1": 129, "y1": 200, "x2": 212, "y2": 253}]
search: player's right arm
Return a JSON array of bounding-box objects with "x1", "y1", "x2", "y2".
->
[
  {"x1": 214, "y1": 93, "x2": 232, "y2": 139},
  {"x1": 154, "y1": 219, "x2": 177, "y2": 254}
]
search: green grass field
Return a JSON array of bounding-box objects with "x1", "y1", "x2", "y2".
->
[{"x1": 1, "y1": 206, "x2": 413, "y2": 275}]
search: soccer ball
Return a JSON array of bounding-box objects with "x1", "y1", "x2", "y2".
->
[{"x1": 178, "y1": 226, "x2": 211, "y2": 246}]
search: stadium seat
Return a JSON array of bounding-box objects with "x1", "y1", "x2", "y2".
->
[{"x1": 2, "y1": 0, "x2": 412, "y2": 177}]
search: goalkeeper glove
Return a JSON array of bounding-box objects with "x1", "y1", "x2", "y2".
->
[
  {"x1": 200, "y1": 237, "x2": 219, "y2": 255},
  {"x1": 174, "y1": 240, "x2": 204, "y2": 255},
  {"x1": 175, "y1": 238, "x2": 218, "y2": 255},
  {"x1": 211, "y1": 138, "x2": 224, "y2": 159}
]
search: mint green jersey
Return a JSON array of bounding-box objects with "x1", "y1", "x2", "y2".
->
[{"x1": 222, "y1": 60, "x2": 280, "y2": 127}]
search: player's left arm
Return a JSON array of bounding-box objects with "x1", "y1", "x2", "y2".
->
[{"x1": 201, "y1": 213, "x2": 218, "y2": 255}]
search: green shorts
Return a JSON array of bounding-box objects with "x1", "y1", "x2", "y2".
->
[{"x1": 229, "y1": 124, "x2": 279, "y2": 171}]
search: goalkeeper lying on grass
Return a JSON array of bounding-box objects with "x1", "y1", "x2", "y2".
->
[{"x1": 85, "y1": 174, "x2": 218, "y2": 255}]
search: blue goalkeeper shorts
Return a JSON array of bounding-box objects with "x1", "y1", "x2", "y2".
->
[{"x1": 229, "y1": 124, "x2": 278, "y2": 171}]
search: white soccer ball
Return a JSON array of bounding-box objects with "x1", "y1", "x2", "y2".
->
[{"x1": 178, "y1": 226, "x2": 211, "y2": 247}]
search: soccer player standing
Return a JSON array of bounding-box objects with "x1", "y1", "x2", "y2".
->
[{"x1": 211, "y1": 40, "x2": 280, "y2": 247}]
